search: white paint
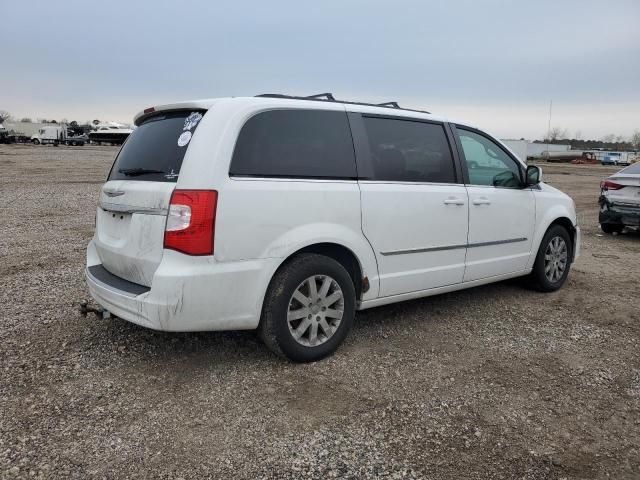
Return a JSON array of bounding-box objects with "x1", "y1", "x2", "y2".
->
[{"x1": 87, "y1": 96, "x2": 580, "y2": 334}]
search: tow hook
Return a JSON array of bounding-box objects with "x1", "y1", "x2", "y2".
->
[{"x1": 79, "y1": 300, "x2": 112, "y2": 319}]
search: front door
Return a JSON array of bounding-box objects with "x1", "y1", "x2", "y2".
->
[
  {"x1": 454, "y1": 127, "x2": 535, "y2": 282},
  {"x1": 355, "y1": 114, "x2": 469, "y2": 297}
]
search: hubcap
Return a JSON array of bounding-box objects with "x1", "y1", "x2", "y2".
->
[
  {"x1": 544, "y1": 236, "x2": 568, "y2": 283},
  {"x1": 287, "y1": 275, "x2": 344, "y2": 347}
]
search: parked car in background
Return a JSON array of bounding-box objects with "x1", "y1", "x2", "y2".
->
[
  {"x1": 85, "y1": 94, "x2": 580, "y2": 362},
  {"x1": 601, "y1": 151, "x2": 631, "y2": 166},
  {"x1": 599, "y1": 162, "x2": 640, "y2": 233}
]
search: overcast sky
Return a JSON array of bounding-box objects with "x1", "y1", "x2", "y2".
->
[{"x1": 2, "y1": 0, "x2": 639, "y2": 139}]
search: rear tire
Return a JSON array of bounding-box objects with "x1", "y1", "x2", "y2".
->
[
  {"x1": 259, "y1": 253, "x2": 356, "y2": 363},
  {"x1": 528, "y1": 224, "x2": 572, "y2": 292},
  {"x1": 600, "y1": 223, "x2": 624, "y2": 234}
]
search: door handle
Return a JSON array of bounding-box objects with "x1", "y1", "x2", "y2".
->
[
  {"x1": 443, "y1": 197, "x2": 465, "y2": 206},
  {"x1": 472, "y1": 197, "x2": 491, "y2": 205}
]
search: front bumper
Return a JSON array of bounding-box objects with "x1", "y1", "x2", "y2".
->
[
  {"x1": 599, "y1": 196, "x2": 640, "y2": 227},
  {"x1": 85, "y1": 240, "x2": 279, "y2": 332}
]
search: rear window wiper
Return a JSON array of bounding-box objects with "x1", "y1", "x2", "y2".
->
[{"x1": 118, "y1": 168, "x2": 165, "y2": 176}]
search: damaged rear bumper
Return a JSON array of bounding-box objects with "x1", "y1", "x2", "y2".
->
[
  {"x1": 599, "y1": 196, "x2": 640, "y2": 227},
  {"x1": 85, "y1": 240, "x2": 278, "y2": 332}
]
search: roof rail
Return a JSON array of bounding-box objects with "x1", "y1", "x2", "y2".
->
[
  {"x1": 306, "y1": 92, "x2": 335, "y2": 100},
  {"x1": 254, "y1": 93, "x2": 431, "y2": 115}
]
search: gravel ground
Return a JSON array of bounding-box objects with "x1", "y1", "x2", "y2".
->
[{"x1": 1, "y1": 144, "x2": 639, "y2": 479}]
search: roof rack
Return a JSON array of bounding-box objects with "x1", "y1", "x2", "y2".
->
[
  {"x1": 254, "y1": 93, "x2": 430, "y2": 115},
  {"x1": 305, "y1": 92, "x2": 335, "y2": 100}
]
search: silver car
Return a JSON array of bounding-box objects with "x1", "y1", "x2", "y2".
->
[{"x1": 599, "y1": 162, "x2": 640, "y2": 233}]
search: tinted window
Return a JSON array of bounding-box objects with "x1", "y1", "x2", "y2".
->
[
  {"x1": 362, "y1": 116, "x2": 455, "y2": 183},
  {"x1": 230, "y1": 110, "x2": 356, "y2": 179},
  {"x1": 108, "y1": 110, "x2": 205, "y2": 182},
  {"x1": 457, "y1": 128, "x2": 522, "y2": 188}
]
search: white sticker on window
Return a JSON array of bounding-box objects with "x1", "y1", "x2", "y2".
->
[
  {"x1": 164, "y1": 169, "x2": 178, "y2": 180},
  {"x1": 183, "y1": 112, "x2": 203, "y2": 131},
  {"x1": 177, "y1": 131, "x2": 192, "y2": 147}
]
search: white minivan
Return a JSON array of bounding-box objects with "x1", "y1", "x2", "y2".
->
[{"x1": 86, "y1": 94, "x2": 580, "y2": 362}]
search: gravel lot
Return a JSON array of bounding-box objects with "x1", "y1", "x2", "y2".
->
[{"x1": 1, "y1": 144, "x2": 639, "y2": 479}]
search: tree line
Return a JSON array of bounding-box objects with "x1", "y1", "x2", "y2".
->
[{"x1": 534, "y1": 127, "x2": 640, "y2": 151}]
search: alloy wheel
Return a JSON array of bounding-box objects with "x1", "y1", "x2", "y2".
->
[
  {"x1": 287, "y1": 275, "x2": 344, "y2": 347},
  {"x1": 544, "y1": 236, "x2": 568, "y2": 283}
]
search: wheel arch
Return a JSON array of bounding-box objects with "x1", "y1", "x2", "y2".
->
[
  {"x1": 255, "y1": 241, "x2": 372, "y2": 333},
  {"x1": 272, "y1": 242, "x2": 367, "y2": 301},
  {"x1": 528, "y1": 214, "x2": 577, "y2": 270}
]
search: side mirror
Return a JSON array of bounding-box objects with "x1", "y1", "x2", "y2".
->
[
  {"x1": 526, "y1": 165, "x2": 542, "y2": 186},
  {"x1": 493, "y1": 170, "x2": 521, "y2": 188}
]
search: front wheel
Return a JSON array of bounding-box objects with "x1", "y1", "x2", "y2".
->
[
  {"x1": 32, "y1": 139, "x2": 40, "y2": 145},
  {"x1": 259, "y1": 253, "x2": 356, "y2": 362},
  {"x1": 528, "y1": 225, "x2": 572, "y2": 292}
]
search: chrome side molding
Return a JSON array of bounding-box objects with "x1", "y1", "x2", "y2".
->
[{"x1": 381, "y1": 237, "x2": 527, "y2": 256}]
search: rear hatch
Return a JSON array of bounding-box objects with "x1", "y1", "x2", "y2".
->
[{"x1": 95, "y1": 110, "x2": 205, "y2": 286}]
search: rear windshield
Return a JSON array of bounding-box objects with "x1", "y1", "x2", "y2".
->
[
  {"x1": 620, "y1": 163, "x2": 640, "y2": 174},
  {"x1": 108, "y1": 110, "x2": 206, "y2": 182}
]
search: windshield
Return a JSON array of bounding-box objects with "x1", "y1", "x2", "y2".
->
[{"x1": 108, "y1": 110, "x2": 205, "y2": 182}]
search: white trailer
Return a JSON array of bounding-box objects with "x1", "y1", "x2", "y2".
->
[{"x1": 31, "y1": 125, "x2": 86, "y2": 146}]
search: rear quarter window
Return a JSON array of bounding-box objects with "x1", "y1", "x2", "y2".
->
[
  {"x1": 108, "y1": 110, "x2": 205, "y2": 182},
  {"x1": 230, "y1": 109, "x2": 357, "y2": 179}
]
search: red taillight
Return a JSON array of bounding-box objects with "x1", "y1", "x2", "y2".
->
[
  {"x1": 601, "y1": 179, "x2": 624, "y2": 191},
  {"x1": 164, "y1": 190, "x2": 217, "y2": 255},
  {"x1": 143, "y1": 107, "x2": 155, "y2": 114}
]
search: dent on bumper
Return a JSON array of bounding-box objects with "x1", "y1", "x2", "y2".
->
[
  {"x1": 85, "y1": 249, "x2": 279, "y2": 332},
  {"x1": 599, "y1": 197, "x2": 640, "y2": 226}
]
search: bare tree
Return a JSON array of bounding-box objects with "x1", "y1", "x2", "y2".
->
[
  {"x1": 574, "y1": 130, "x2": 582, "y2": 140},
  {"x1": 20, "y1": 117, "x2": 33, "y2": 123},
  {"x1": 546, "y1": 127, "x2": 568, "y2": 141},
  {"x1": 631, "y1": 130, "x2": 640, "y2": 151},
  {"x1": 0, "y1": 110, "x2": 11, "y2": 123},
  {"x1": 602, "y1": 134, "x2": 616, "y2": 143}
]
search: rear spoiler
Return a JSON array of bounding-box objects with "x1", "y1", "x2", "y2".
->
[{"x1": 133, "y1": 99, "x2": 219, "y2": 126}]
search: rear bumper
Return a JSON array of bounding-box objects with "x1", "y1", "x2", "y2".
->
[
  {"x1": 599, "y1": 197, "x2": 640, "y2": 226},
  {"x1": 86, "y1": 240, "x2": 279, "y2": 332}
]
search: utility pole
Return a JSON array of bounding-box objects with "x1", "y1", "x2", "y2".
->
[
  {"x1": 548, "y1": 100, "x2": 552, "y2": 140},
  {"x1": 546, "y1": 99, "x2": 552, "y2": 154}
]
